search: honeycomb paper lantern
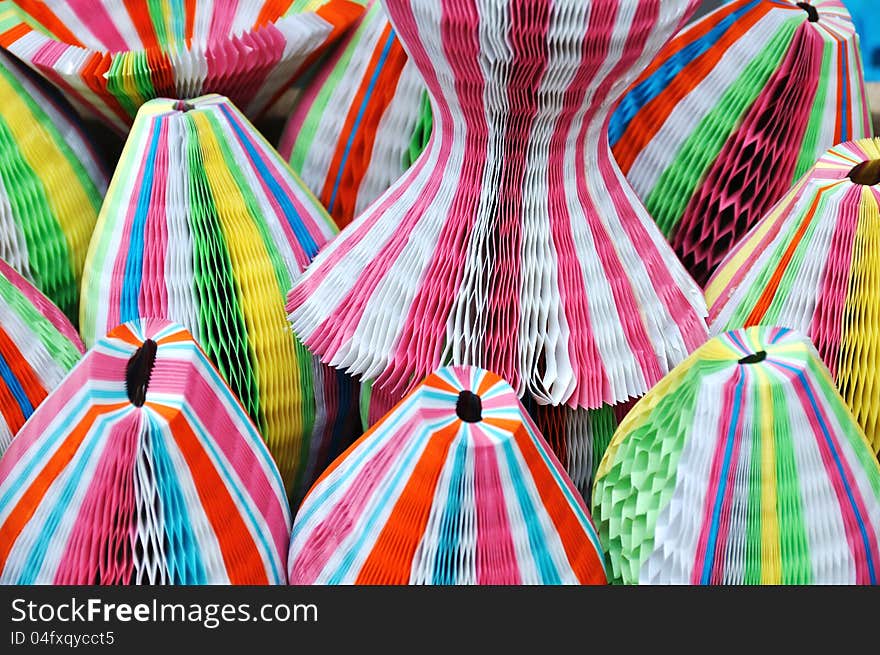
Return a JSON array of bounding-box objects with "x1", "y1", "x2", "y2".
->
[
  {"x1": 0, "y1": 257, "x2": 83, "y2": 453},
  {"x1": 707, "y1": 137, "x2": 880, "y2": 455},
  {"x1": 0, "y1": 319, "x2": 291, "y2": 584},
  {"x1": 610, "y1": 0, "x2": 872, "y2": 286},
  {"x1": 288, "y1": 366, "x2": 607, "y2": 585},
  {"x1": 592, "y1": 326, "x2": 880, "y2": 585},
  {"x1": 0, "y1": 0, "x2": 364, "y2": 133},
  {"x1": 80, "y1": 94, "x2": 361, "y2": 501},
  {"x1": 279, "y1": 0, "x2": 430, "y2": 227},
  {"x1": 288, "y1": 0, "x2": 708, "y2": 415},
  {"x1": 0, "y1": 47, "x2": 106, "y2": 319}
]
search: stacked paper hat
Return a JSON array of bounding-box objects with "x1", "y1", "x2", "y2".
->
[
  {"x1": 0, "y1": 47, "x2": 106, "y2": 319},
  {"x1": 0, "y1": 0, "x2": 364, "y2": 133},
  {"x1": 592, "y1": 326, "x2": 880, "y2": 585},
  {"x1": 610, "y1": 0, "x2": 872, "y2": 286},
  {"x1": 288, "y1": 0, "x2": 708, "y2": 414},
  {"x1": 81, "y1": 94, "x2": 360, "y2": 502},
  {"x1": 360, "y1": 378, "x2": 619, "y2": 501},
  {"x1": 0, "y1": 319, "x2": 291, "y2": 584},
  {"x1": 289, "y1": 366, "x2": 607, "y2": 585},
  {"x1": 707, "y1": 137, "x2": 880, "y2": 455},
  {"x1": 279, "y1": 0, "x2": 430, "y2": 227},
  {"x1": 0, "y1": 257, "x2": 84, "y2": 454}
]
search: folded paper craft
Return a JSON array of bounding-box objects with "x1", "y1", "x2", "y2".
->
[
  {"x1": 0, "y1": 47, "x2": 106, "y2": 319},
  {"x1": 80, "y1": 94, "x2": 360, "y2": 502},
  {"x1": 288, "y1": 0, "x2": 708, "y2": 415},
  {"x1": 0, "y1": 0, "x2": 364, "y2": 133},
  {"x1": 707, "y1": 137, "x2": 880, "y2": 456},
  {"x1": 280, "y1": 0, "x2": 430, "y2": 228},
  {"x1": 288, "y1": 366, "x2": 607, "y2": 585},
  {"x1": 592, "y1": 326, "x2": 880, "y2": 585},
  {"x1": 0, "y1": 257, "x2": 83, "y2": 454},
  {"x1": 610, "y1": 0, "x2": 872, "y2": 286},
  {"x1": 0, "y1": 319, "x2": 291, "y2": 584},
  {"x1": 360, "y1": 378, "x2": 619, "y2": 501}
]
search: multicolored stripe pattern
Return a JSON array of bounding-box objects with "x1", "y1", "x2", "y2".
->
[
  {"x1": 610, "y1": 0, "x2": 872, "y2": 286},
  {"x1": 593, "y1": 326, "x2": 880, "y2": 585},
  {"x1": 0, "y1": 48, "x2": 106, "y2": 320},
  {"x1": 0, "y1": 257, "x2": 84, "y2": 454},
  {"x1": 279, "y1": 0, "x2": 431, "y2": 228},
  {"x1": 0, "y1": 0, "x2": 364, "y2": 133},
  {"x1": 289, "y1": 366, "x2": 607, "y2": 585},
  {"x1": 360, "y1": 378, "x2": 619, "y2": 502},
  {"x1": 0, "y1": 319, "x2": 291, "y2": 584},
  {"x1": 81, "y1": 94, "x2": 360, "y2": 502},
  {"x1": 707, "y1": 138, "x2": 880, "y2": 455},
  {"x1": 288, "y1": 0, "x2": 708, "y2": 413}
]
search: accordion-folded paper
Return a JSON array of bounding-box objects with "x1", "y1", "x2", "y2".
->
[
  {"x1": 592, "y1": 326, "x2": 880, "y2": 585},
  {"x1": 0, "y1": 319, "x2": 291, "y2": 584},
  {"x1": 0, "y1": 257, "x2": 83, "y2": 454},
  {"x1": 611, "y1": 0, "x2": 872, "y2": 286},
  {"x1": 280, "y1": 0, "x2": 430, "y2": 227},
  {"x1": 0, "y1": 47, "x2": 106, "y2": 319},
  {"x1": 0, "y1": 0, "x2": 363, "y2": 133},
  {"x1": 288, "y1": 366, "x2": 607, "y2": 585},
  {"x1": 288, "y1": 0, "x2": 708, "y2": 413},
  {"x1": 360, "y1": 378, "x2": 619, "y2": 501},
  {"x1": 81, "y1": 94, "x2": 360, "y2": 501},
  {"x1": 707, "y1": 137, "x2": 880, "y2": 455}
]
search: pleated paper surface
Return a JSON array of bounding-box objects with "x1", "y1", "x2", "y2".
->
[
  {"x1": 707, "y1": 137, "x2": 880, "y2": 455},
  {"x1": 610, "y1": 0, "x2": 872, "y2": 286},
  {"x1": 81, "y1": 94, "x2": 361, "y2": 502},
  {"x1": 0, "y1": 0, "x2": 363, "y2": 132},
  {"x1": 360, "y1": 377, "x2": 619, "y2": 502},
  {"x1": 288, "y1": 0, "x2": 708, "y2": 414},
  {"x1": 0, "y1": 319, "x2": 291, "y2": 584},
  {"x1": 0, "y1": 257, "x2": 83, "y2": 454},
  {"x1": 289, "y1": 366, "x2": 607, "y2": 585},
  {"x1": 0, "y1": 48, "x2": 106, "y2": 319},
  {"x1": 593, "y1": 326, "x2": 880, "y2": 585},
  {"x1": 280, "y1": 0, "x2": 430, "y2": 227}
]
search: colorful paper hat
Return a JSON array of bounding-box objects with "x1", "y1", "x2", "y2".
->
[
  {"x1": 288, "y1": 0, "x2": 708, "y2": 414},
  {"x1": 707, "y1": 137, "x2": 880, "y2": 455},
  {"x1": 0, "y1": 257, "x2": 83, "y2": 453},
  {"x1": 289, "y1": 366, "x2": 607, "y2": 585},
  {"x1": 0, "y1": 48, "x2": 107, "y2": 319},
  {"x1": 610, "y1": 0, "x2": 872, "y2": 286},
  {"x1": 0, "y1": 0, "x2": 363, "y2": 133},
  {"x1": 592, "y1": 326, "x2": 880, "y2": 585},
  {"x1": 279, "y1": 0, "x2": 430, "y2": 228},
  {"x1": 0, "y1": 319, "x2": 291, "y2": 584},
  {"x1": 360, "y1": 378, "x2": 619, "y2": 502},
  {"x1": 81, "y1": 94, "x2": 360, "y2": 501}
]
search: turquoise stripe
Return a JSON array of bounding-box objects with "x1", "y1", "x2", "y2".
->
[{"x1": 432, "y1": 437, "x2": 467, "y2": 584}]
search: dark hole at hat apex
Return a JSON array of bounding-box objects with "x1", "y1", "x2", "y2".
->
[
  {"x1": 456, "y1": 390, "x2": 483, "y2": 423},
  {"x1": 738, "y1": 350, "x2": 768, "y2": 366},
  {"x1": 796, "y1": 3, "x2": 819, "y2": 22},
  {"x1": 174, "y1": 100, "x2": 195, "y2": 112},
  {"x1": 126, "y1": 339, "x2": 158, "y2": 407},
  {"x1": 848, "y1": 160, "x2": 880, "y2": 187}
]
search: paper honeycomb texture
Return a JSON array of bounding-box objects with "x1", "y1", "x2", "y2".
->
[
  {"x1": 0, "y1": 257, "x2": 83, "y2": 454},
  {"x1": 0, "y1": 0, "x2": 363, "y2": 133},
  {"x1": 707, "y1": 137, "x2": 880, "y2": 456},
  {"x1": 288, "y1": 0, "x2": 709, "y2": 415},
  {"x1": 0, "y1": 47, "x2": 107, "y2": 320},
  {"x1": 80, "y1": 94, "x2": 361, "y2": 502},
  {"x1": 360, "y1": 377, "x2": 619, "y2": 502},
  {"x1": 610, "y1": 0, "x2": 872, "y2": 287},
  {"x1": 0, "y1": 318, "x2": 291, "y2": 584},
  {"x1": 279, "y1": 0, "x2": 430, "y2": 228},
  {"x1": 288, "y1": 366, "x2": 607, "y2": 585},
  {"x1": 592, "y1": 326, "x2": 880, "y2": 585}
]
